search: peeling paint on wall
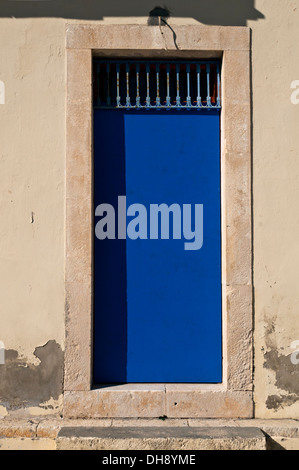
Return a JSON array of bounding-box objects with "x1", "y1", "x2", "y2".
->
[
  {"x1": 262, "y1": 313, "x2": 299, "y2": 412},
  {"x1": 0, "y1": 340, "x2": 64, "y2": 410},
  {"x1": 264, "y1": 348, "x2": 299, "y2": 410},
  {"x1": 0, "y1": 341, "x2": 5, "y2": 365}
]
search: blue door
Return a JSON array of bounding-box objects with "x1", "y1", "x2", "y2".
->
[{"x1": 93, "y1": 61, "x2": 222, "y2": 383}]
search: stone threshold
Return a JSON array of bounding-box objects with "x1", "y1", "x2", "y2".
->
[{"x1": 57, "y1": 426, "x2": 266, "y2": 450}]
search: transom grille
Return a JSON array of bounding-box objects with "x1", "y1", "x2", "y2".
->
[{"x1": 93, "y1": 59, "x2": 221, "y2": 110}]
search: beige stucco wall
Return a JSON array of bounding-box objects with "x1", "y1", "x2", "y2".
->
[
  {"x1": 0, "y1": 0, "x2": 298, "y2": 419},
  {"x1": 0, "y1": 18, "x2": 66, "y2": 357},
  {"x1": 248, "y1": 0, "x2": 299, "y2": 418}
]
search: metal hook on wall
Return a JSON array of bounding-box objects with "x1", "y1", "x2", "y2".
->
[{"x1": 148, "y1": 6, "x2": 179, "y2": 50}]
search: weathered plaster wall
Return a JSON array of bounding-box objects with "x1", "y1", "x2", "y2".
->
[
  {"x1": 0, "y1": 19, "x2": 66, "y2": 416},
  {"x1": 0, "y1": 0, "x2": 299, "y2": 418},
  {"x1": 248, "y1": 0, "x2": 299, "y2": 418}
]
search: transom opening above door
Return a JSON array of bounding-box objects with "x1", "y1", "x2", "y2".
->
[{"x1": 93, "y1": 59, "x2": 222, "y2": 110}]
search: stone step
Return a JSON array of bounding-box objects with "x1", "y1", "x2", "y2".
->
[{"x1": 56, "y1": 426, "x2": 266, "y2": 450}]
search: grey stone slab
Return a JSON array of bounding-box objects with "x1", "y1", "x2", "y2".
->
[{"x1": 57, "y1": 426, "x2": 266, "y2": 450}]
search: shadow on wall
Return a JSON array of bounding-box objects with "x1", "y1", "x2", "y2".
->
[{"x1": 0, "y1": 0, "x2": 265, "y2": 26}]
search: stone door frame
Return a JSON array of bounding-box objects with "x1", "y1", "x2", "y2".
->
[{"x1": 64, "y1": 23, "x2": 253, "y2": 419}]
